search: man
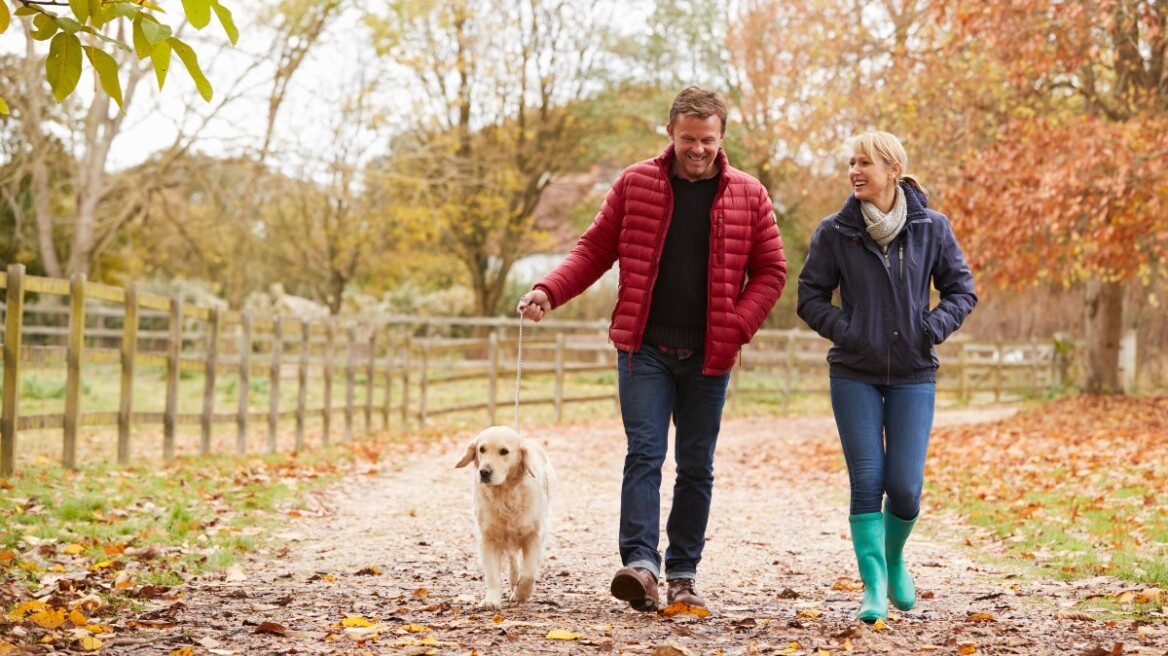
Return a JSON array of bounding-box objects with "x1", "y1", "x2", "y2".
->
[{"x1": 517, "y1": 86, "x2": 786, "y2": 611}]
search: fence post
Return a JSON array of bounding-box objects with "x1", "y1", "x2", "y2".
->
[
  {"x1": 554, "y1": 332, "x2": 565, "y2": 423},
  {"x1": 269, "y1": 317, "x2": 283, "y2": 453},
  {"x1": 419, "y1": 342, "x2": 429, "y2": 427},
  {"x1": 296, "y1": 321, "x2": 309, "y2": 451},
  {"x1": 1, "y1": 264, "x2": 26, "y2": 477},
  {"x1": 322, "y1": 322, "x2": 334, "y2": 444},
  {"x1": 401, "y1": 333, "x2": 411, "y2": 429},
  {"x1": 63, "y1": 273, "x2": 87, "y2": 469},
  {"x1": 201, "y1": 307, "x2": 220, "y2": 455},
  {"x1": 118, "y1": 283, "x2": 139, "y2": 465},
  {"x1": 488, "y1": 330, "x2": 498, "y2": 426},
  {"x1": 784, "y1": 332, "x2": 795, "y2": 412},
  {"x1": 345, "y1": 323, "x2": 355, "y2": 442},
  {"x1": 365, "y1": 325, "x2": 376, "y2": 435},
  {"x1": 237, "y1": 312, "x2": 252, "y2": 455},
  {"x1": 959, "y1": 345, "x2": 968, "y2": 403},
  {"x1": 382, "y1": 327, "x2": 394, "y2": 431},
  {"x1": 164, "y1": 295, "x2": 183, "y2": 463}
]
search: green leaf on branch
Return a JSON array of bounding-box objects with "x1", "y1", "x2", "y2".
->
[
  {"x1": 0, "y1": 96, "x2": 9, "y2": 115},
  {"x1": 14, "y1": 6, "x2": 40, "y2": 18},
  {"x1": 141, "y1": 17, "x2": 171, "y2": 44},
  {"x1": 53, "y1": 15, "x2": 84, "y2": 34},
  {"x1": 0, "y1": 2, "x2": 10, "y2": 34},
  {"x1": 84, "y1": 46, "x2": 124, "y2": 110},
  {"x1": 168, "y1": 37, "x2": 212, "y2": 101},
  {"x1": 181, "y1": 0, "x2": 212, "y2": 29},
  {"x1": 211, "y1": 0, "x2": 238, "y2": 45},
  {"x1": 46, "y1": 33, "x2": 83, "y2": 103},
  {"x1": 69, "y1": 0, "x2": 89, "y2": 24},
  {"x1": 106, "y1": 2, "x2": 143, "y2": 20},
  {"x1": 30, "y1": 13, "x2": 59, "y2": 40},
  {"x1": 152, "y1": 40, "x2": 172, "y2": 90},
  {"x1": 132, "y1": 17, "x2": 150, "y2": 57}
]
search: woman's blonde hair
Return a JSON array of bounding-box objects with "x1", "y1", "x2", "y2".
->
[{"x1": 850, "y1": 131, "x2": 927, "y2": 197}]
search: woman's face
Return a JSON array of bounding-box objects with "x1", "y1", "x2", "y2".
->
[{"x1": 849, "y1": 149, "x2": 900, "y2": 210}]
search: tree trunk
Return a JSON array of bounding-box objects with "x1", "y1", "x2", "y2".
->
[{"x1": 1083, "y1": 278, "x2": 1123, "y2": 393}]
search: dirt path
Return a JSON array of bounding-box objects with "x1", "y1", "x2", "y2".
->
[{"x1": 116, "y1": 411, "x2": 1164, "y2": 656}]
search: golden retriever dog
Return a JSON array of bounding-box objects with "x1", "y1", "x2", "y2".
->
[{"x1": 455, "y1": 425, "x2": 554, "y2": 609}]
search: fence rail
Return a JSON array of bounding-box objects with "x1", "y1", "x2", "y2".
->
[{"x1": 0, "y1": 265, "x2": 1077, "y2": 476}]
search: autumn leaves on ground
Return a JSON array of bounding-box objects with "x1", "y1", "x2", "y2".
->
[{"x1": 1, "y1": 396, "x2": 1167, "y2": 656}]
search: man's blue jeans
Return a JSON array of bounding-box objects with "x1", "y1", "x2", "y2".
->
[
  {"x1": 617, "y1": 347, "x2": 730, "y2": 581},
  {"x1": 829, "y1": 378, "x2": 936, "y2": 519}
]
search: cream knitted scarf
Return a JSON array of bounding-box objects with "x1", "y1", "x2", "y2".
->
[{"x1": 860, "y1": 184, "x2": 907, "y2": 252}]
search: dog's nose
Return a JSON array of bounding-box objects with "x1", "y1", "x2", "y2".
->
[{"x1": 479, "y1": 468, "x2": 491, "y2": 482}]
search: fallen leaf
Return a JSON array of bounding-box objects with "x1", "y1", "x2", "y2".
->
[
  {"x1": 778, "y1": 643, "x2": 802, "y2": 655},
  {"x1": 63, "y1": 544, "x2": 86, "y2": 556},
  {"x1": 659, "y1": 602, "x2": 710, "y2": 618},
  {"x1": 1081, "y1": 644, "x2": 1123, "y2": 656},
  {"x1": 796, "y1": 608, "x2": 822, "y2": 618},
  {"x1": 832, "y1": 577, "x2": 864, "y2": 592},
  {"x1": 77, "y1": 636, "x2": 102, "y2": 651},
  {"x1": 412, "y1": 586, "x2": 428, "y2": 597},
  {"x1": 967, "y1": 612, "x2": 996, "y2": 622},
  {"x1": 254, "y1": 621, "x2": 287, "y2": 635},
  {"x1": 871, "y1": 618, "x2": 888, "y2": 631},
  {"x1": 957, "y1": 644, "x2": 977, "y2": 655},
  {"x1": 402, "y1": 623, "x2": 429, "y2": 633},
  {"x1": 29, "y1": 607, "x2": 67, "y2": 630},
  {"x1": 651, "y1": 645, "x2": 696, "y2": 656},
  {"x1": 546, "y1": 629, "x2": 584, "y2": 640},
  {"x1": 1134, "y1": 588, "x2": 1162, "y2": 604},
  {"x1": 342, "y1": 616, "x2": 374, "y2": 628},
  {"x1": 170, "y1": 648, "x2": 194, "y2": 656}
]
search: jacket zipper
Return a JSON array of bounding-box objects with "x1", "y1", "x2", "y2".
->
[{"x1": 898, "y1": 245, "x2": 904, "y2": 285}]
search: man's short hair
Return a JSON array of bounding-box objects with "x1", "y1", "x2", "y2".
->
[{"x1": 669, "y1": 86, "x2": 727, "y2": 133}]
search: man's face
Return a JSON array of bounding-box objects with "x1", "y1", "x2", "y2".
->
[{"x1": 667, "y1": 114, "x2": 723, "y2": 182}]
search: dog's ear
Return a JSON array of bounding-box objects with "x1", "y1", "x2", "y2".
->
[
  {"x1": 520, "y1": 443, "x2": 536, "y2": 479},
  {"x1": 455, "y1": 441, "x2": 477, "y2": 469}
]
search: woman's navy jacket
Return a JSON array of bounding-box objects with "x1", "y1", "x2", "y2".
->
[{"x1": 797, "y1": 183, "x2": 978, "y2": 385}]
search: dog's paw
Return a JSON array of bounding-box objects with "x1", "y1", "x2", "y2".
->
[
  {"x1": 479, "y1": 595, "x2": 503, "y2": 610},
  {"x1": 514, "y1": 578, "x2": 535, "y2": 602}
]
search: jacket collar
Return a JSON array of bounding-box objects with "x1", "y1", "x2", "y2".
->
[
  {"x1": 655, "y1": 142, "x2": 731, "y2": 182},
  {"x1": 836, "y1": 181, "x2": 930, "y2": 228}
]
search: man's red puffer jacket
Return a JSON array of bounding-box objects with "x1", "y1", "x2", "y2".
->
[{"x1": 534, "y1": 144, "x2": 787, "y2": 375}]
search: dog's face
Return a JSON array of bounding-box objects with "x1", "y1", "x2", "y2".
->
[{"x1": 455, "y1": 426, "x2": 529, "y2": 486}]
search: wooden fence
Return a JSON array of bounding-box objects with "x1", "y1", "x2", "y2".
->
[{"x1": 0, "y1": 264, "x2": 1077, "y2": 476}]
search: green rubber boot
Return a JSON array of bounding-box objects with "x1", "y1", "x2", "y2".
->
[
  {"x1": 849, "y1": 512, "x2": 888, "y2": 623},
  {"x1": 885, "y1": 509, "x2": 917, "y2": 611}
]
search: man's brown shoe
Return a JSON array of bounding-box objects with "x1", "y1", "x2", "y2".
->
[
  {"x1": 666, "y1": 578, "x2": 707, "y2": 608},
  {"x1": 610, "y1": 567, "x2": 659, "y2": 612}
]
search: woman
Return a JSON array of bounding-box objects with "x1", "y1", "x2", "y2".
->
[{"x1": 796, "y1": 131, "x2": 977, "y2": 622}]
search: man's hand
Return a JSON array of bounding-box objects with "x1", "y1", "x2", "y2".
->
[{"x1": 517, "y1": 290, "x2": 551, "y2": 322}]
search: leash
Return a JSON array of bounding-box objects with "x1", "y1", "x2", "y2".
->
[{"x1": 514, "y1": 311, "x2": 524, "y2": 434}]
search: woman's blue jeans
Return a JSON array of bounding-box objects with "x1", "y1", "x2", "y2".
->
[
  {"x1": 617, "y1": 347, "x2": 730, "y2": 581},
  {"x1": 829, "y1": 378, "x2": 936, "y2": 518}
]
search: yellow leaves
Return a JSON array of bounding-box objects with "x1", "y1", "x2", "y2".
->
[
  {"x1": 29, "y1": 607, "x2": 67, "y2": 630},
  {"x1": 341, "y1": 616, "x2": 374, "y2": 628},
  {"x1": 170, "y1": 648, "x2": 195, "y2": 656},
  {"x1": 957, "y1": 644, "x2": 978, "y2": 654},
  {"x1": 659, "y1": 602, "x2": 710, "y2": 618},
  {"x1": 62, "y1": 543, "x2": 86, "y2": 555},
  {"x1": 778, "y1": 642, "x2": 803, "y2": 654},
  {"x1": 492, "y1": 614, "x2": 505, "y2": 624},
  {"x1": 966, "y1": 612, "x2": 996, "y2": 622},
  {"x1": 77, "y1": 635, "x2": 102, "y2": 651},
  {"x1": 795, "y1": 608, "x2": 822, "y2": 619},
  {"x1": 871, "y1": 618, "x2": 888, "y2": 631},
  {"x1": 68, "y1": 609, "x2": 88, "y2": 626},
  {"x1": 402, "y1": 623, "x2": 429, "y2": 633},
  {"x1": 0, "y1": 639, "x2": 15, "y2": 655},
  {"x1": 832, "y1": 577, "x2": 864, "y2": 592},
  {"x1": 545, "y1": 629, "x2": 584, "y2": 640},
  {"x1": 9, "y1": 600, "x2": 48, "y2": 620}
]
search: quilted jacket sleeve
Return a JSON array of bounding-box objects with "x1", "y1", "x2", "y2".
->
[
  {"x1": 533, "y1": 172, "x2": 627, "y2": 309},
  {"x1": 796, "y1": 216, "x2": 849, "y2": 343},
  {"x1": 924, "y1": 211, "x2": 978, "y2": 344},
  {"x1": 735, "y1": 185, "x2": 787, "y2": 343}
]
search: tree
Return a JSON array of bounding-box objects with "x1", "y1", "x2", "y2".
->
[
  {"x1": 0, "y1": 0, "x2": 239, "y2": 114},
  {"x1": 935, "y1": 0, "x2": 1168, "y2": 393},
  {"x1": 366, "y1": 0, "x2": 619, "y2": 317}
]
